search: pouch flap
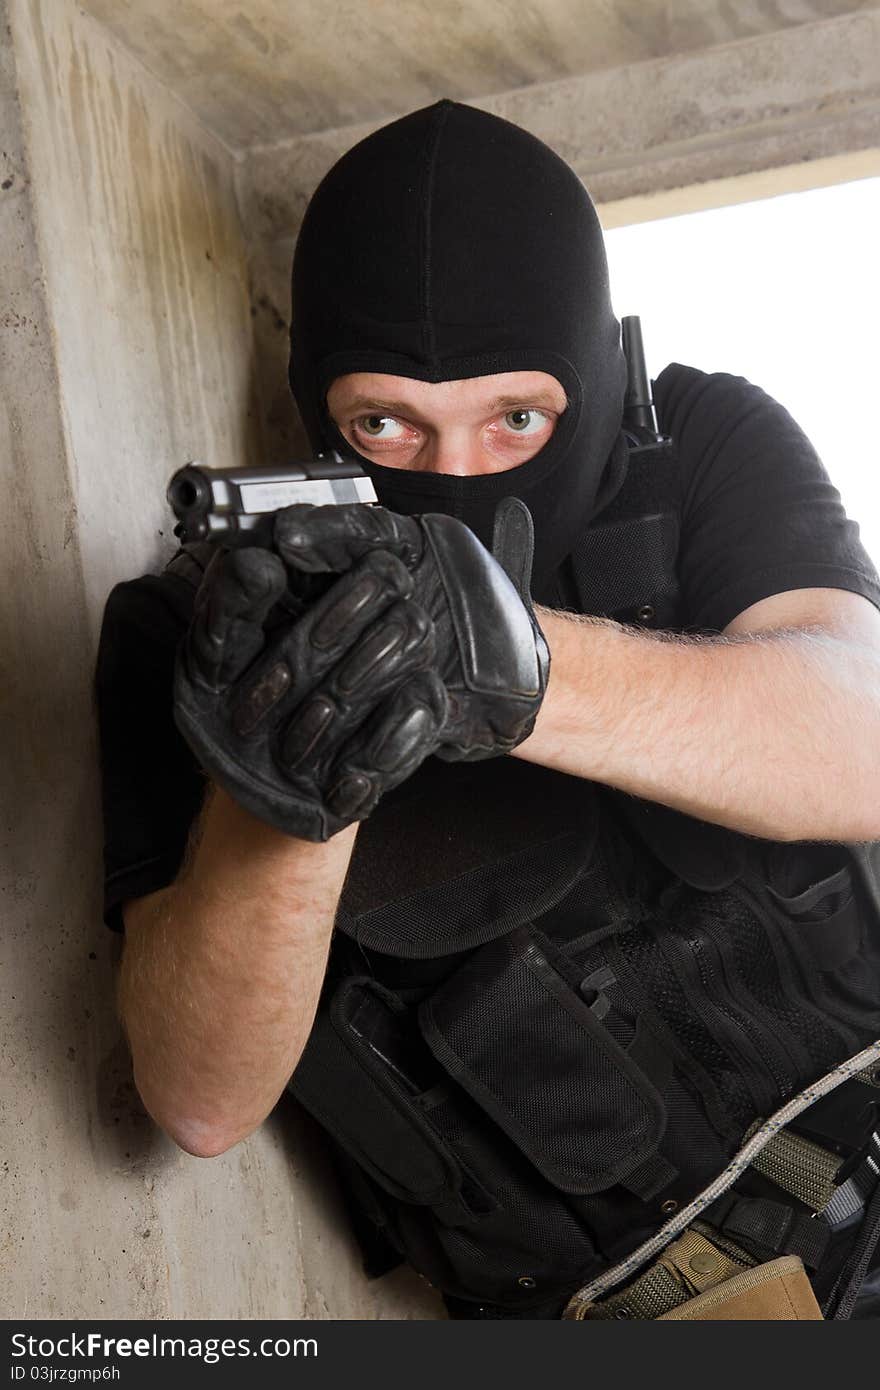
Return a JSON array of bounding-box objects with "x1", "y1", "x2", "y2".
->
[
  {"x1": 762, "y1": 842, "x2": 854, "y2": 915},
  {"x1": 336, "y1": 759, "x2": 600, "y2": 957},
  {"x1": 762, "y1": 844, "x2": 861, "y2": 971},
  {"x1": 290, "y1": 978, "x2": 462, "y2": 1205},
  {"x1": 418, "y1": 926, "x2": 666, "y2": 1196}
]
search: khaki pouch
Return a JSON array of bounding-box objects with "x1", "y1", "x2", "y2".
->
[{"x1": 658, "y1": 1255, "x2": 822, "y2": 1320}]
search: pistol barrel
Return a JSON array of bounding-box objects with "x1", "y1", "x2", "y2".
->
[{"x1": 167, "y1": 459, "x2": 378, "y2": 544}]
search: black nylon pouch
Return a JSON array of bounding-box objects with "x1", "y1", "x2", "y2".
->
[
  {"x1": 419, "y1": 924, "x2": 667, "y2": 1194},
  {"x1": 764, "y1": 845, "x2": 861, "y2": 971},
  {"x1": 291, "y1": 972, "x2": 609, "y2": 1306},
  {"x1": 756, "y1": 842, "x2": 880, "y2": 1035},
  {"x1": 290, "y1": 977, "x2": 466, "y2": 1209}
]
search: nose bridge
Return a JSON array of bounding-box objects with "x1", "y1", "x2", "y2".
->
[{"x1": 427, "y1": 421, "x2": 485, "y2": 475}]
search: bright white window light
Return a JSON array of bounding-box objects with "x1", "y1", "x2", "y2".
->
[{"x1": 604, "y1": 177, "x2": 880, "y2": 569}]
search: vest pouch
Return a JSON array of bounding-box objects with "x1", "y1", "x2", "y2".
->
[
  {"x1": 290, "y1": 977, "x2": 467, "y2": 1211},
  {"x1": 760, "y1": 842, "x2": 880, "y2": 1032},
  {"x1": 766, "y1": 854, "x2": 859, "y2": 970},
  {"x1": 293, "y1": 972, "x2": 611, "y2": 1306},
  {"x1": 418, "y1": 924, "x2": 667, "y2": 1195}
]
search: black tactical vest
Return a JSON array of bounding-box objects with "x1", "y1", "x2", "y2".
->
[{"x1": 285, "y1": 435, "x2": 880, "y2": 1315}]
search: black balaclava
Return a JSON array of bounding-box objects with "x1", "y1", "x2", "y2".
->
[{"x1": 289, "y1": 99, "x2": 627, "y2": 602}]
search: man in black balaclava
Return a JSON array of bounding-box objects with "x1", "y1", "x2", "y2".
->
[
  {"x1": 98, "y1": 100, "x2": 880, "y2": 1321},
  {"x1": 289, "y1": 99, "x2": 628, "y2": 603}
]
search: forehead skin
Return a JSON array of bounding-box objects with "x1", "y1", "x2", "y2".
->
[{"x1": 326, "y1": 370, "x2": 567, "y2": 425}]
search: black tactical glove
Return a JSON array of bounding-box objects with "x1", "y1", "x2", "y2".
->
[
  {"x1": 174, "y1": 545, "x2": 448, "y2": 840},
  {"x1": 273, "y1": 497, "x2": 549, "y2": 761}
]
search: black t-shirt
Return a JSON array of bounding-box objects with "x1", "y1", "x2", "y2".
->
[{"x1": 95, "y1": 364, "x2": 880, "y2": 928}]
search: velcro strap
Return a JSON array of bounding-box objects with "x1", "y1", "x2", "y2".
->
[
  {"x1": 582, "y1": 1228, "x2": 745, "y2": 1320},
  {"x1": 710, "y1": 1196, "x2": 829, "y2": 1271},
  {"x1": 620, "y1": 1151, "x2": 679, "y2": 1202}
]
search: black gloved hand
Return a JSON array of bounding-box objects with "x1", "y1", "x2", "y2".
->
[
  {"x1": 174, "y1": 545, "x2": 447, "y2": 840},
  {"x1": 273, "y1": 498, "x2": 549, "y2": 761}
]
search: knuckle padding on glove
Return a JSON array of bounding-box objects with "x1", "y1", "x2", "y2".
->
[
  {"x1": 274, "y1": 599, "x2": 433, "y2": 772},
  {"x1": 226, "y1": 550, "x2": 414, "y2": 737},
  {"x1": 336, "y1": 617, "x2": 409, "y2": 692},
  {"x1": 326, "y1": 672, "x2": 447, "y2": 816},
  {"x1": 232, "y1": 660, "x2": 293, "y2": 735},
  {"x1": 370, "y1": 700, "x2": 440, "y2": 772},
  {"x1": 421, "y1": 514, "x2": 543, "y2": 698},
  {"x1": 310, "y1": 570, "x2": 387, "y2": 650},
  {"x1": 327, "y1": 772, "x2": 374, "y2": 818},
  {"x1": 361, "y1": 672, "x2": 447, "y2": 772},
  {"x1": 307, "y1": 549, "x2": 414, "y2": 649},
  {"x1": 280, "y1": 694, "x2": 336, "y2": 769}
]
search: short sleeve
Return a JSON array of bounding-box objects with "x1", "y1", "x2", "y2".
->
[
  {"x1": 654, "y1": 363, "x2": 880, "y2": 632},
  {"x1": 94, "y1": 571, "x2": 206, "y2": 930}
]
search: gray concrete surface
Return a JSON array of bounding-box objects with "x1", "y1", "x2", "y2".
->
[
  {"x1": 239, "y1": 7, "x2": 880, "y2": 460},
  {"x1": 3, "y1": 0, "x2": 879, "y2": 1323},
  {"x1": 240, "y1": 8, "x2": 880, "y2": 241},
  {"x1": 0, "y1": 0, "x2": 442, "y2": 1320},
  {"x1": 78, "y1": 0, "x2": 880, "y2": 147}
]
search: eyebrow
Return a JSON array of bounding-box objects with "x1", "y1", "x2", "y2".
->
[
  {"x1": 336, "y1": 391, "x2": 567, "y2": 418},
  {"x1": 486, "y1": 392, "x2": 567, "y2": 413}
]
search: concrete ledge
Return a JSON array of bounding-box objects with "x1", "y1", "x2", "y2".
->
[
  {"x1": 237, "y1": 8, "x2": 880, "y2": 242},
  {"x1": 598, "y1": 147, "x2": 880, "y2": 229}
]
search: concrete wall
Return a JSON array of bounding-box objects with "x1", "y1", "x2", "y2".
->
[
  {"x1": 3, "y1": 0, "x2": 878, "y2": 1323},
  {"x1": 238, "y1": 7, "x2": 880, "y2": 460},
  {"x1": 77, "y1": 0, "x2": 880, "y2": 147},
  {"x1": 0, "y1": 0, "x2": 441, "y2": 1319}
]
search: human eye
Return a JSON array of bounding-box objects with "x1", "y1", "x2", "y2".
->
[
  {"x1": 354, "y1": 414, "x2": 408, "y2": 441},
  {"x1": 501, "y1": 408, "x2": 551, "y2": 436}
]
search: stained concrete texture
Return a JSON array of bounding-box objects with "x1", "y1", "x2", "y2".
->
[
  {"x1": 6, "y1": 0, "x2": 880, "y2": 1325},
  {"x1": 1, "y1": 0, "x2": 442, "y2": 1319},
  {"x1": 78, "y1": 0, "x2": 880, "y2": 147},
  {"x1": 237, "y1": 6, "x2": 880, "y2": 461},
  {"x1": 239, "y1": 7, "x2": 880, "y2": 242}
]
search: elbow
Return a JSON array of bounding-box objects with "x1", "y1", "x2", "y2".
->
[
  {"x1": 132, "y1": 1072, "x2": 253, "y2": 1159},
  {"x1": 159, "y1": 1111, "x2": 254, "y2": 1158},
  {"x1": 169, "y1": 1125, "x2": 242, "y2": 1160}
]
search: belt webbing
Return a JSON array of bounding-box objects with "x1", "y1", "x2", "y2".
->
[{"x1": 748, "y1": 1125, "x2": 842, "y2": 1212}]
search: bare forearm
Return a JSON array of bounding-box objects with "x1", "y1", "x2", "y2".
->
[
  {"x1": 118, "y1": 785, "x2": 357, "y2": 1156},
  {"x1": 515, "y1": 609, "x2": 880, "y2": 843}
]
